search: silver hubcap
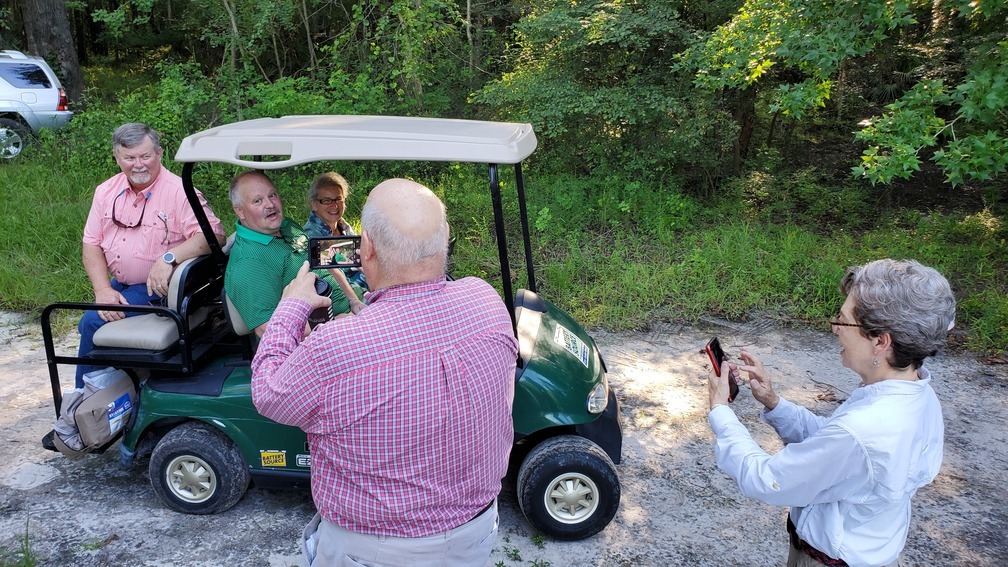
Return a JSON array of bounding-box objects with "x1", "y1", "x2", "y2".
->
[
  {"x1": 543, "y1": 472, "x2": 599, "y2": 524},
  {"x1": 165, "y1": 454, "x2": 216, "y2": 503},
  {"x1": 0, "y1": 128, "x2": 23, "y2": 159}
]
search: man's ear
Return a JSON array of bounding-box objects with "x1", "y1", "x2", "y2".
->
[
  {"x1": 359, "y1": 231, "x2": 375, "y2": 260},
  {"x1": 232, "y1": 204, "x2": 244, "y2": 221}
]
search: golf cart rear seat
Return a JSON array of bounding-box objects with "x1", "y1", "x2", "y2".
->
[
  {"x1": 92, "y1": 256, "x2": 212, "y2": 350},
  {"x1": 86, "y1": 254, "x2": 225, "y2": 369}
]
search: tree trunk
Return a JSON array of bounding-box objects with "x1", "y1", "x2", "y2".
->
[
  {"x1": 466, "y1": 0, "x2": 474, "y2": 73},
  {"x1": 19, "y1": 0, "x2": 85, "y2": 104},
  {"x1": 731, "y1": 86, "x2": 756, "y2": 175},
  {"x1": 300, "y1": 0, "x2": 317, "y2": 69}
]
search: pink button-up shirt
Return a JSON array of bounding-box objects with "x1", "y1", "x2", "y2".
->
[
  {"x1": 82, "y1": 169, "x2": 223, "y2": 285},
  {"x1": 251, "y1": 276, "x2": 517, "y2": 537}
]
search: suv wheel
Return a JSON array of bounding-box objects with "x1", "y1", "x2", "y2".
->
[
  {"x1": 0, "y1": 118, "x2": 30, "y2": 159},
  {"x1": 149, "y1": 421, "x2": 250, "y2": 514},
  {"x1": 517, "y1": 435, "x2": 620, "y2": 540}
]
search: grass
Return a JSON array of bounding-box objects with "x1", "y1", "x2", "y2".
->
[
  {"x1": 3, "y1": 149, "x2": 1008, "y2": 354},
  {"x1": 0, "y1": 521, "x2": 37, "y2": 567}
]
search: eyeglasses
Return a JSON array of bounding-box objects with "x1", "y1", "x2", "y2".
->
[
  {"x1": 829, "y1": 317, "x2": 863, "y2": 329},
  {"x1": 112, "y1": 189, "x2": 150, "y2": 229},
  {"x1": 316, "y1": 197, "x2": 345, "y2": 205}
]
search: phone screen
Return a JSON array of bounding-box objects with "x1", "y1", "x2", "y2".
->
[
  {"x1": 309, "y1": 236, "x2": 362, "y2": 270},
  {"x1": 706, "y1": 337, "x2": 739, "y2": 402}
]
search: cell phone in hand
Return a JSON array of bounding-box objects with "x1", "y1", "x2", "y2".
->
[
  {"x1": 309, "y1": 236, "x2": 362, "y2": 270},
  {"x1": 706, "y1": 337, "x2": 739, "y2": 403}
]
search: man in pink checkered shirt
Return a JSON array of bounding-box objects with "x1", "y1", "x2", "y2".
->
[{"x1": 251, "y1": 178, "x2": 517, "y2": 566}]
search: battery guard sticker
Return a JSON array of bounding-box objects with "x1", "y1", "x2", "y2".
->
[
  {"x1": 260, "y1": 450, "x2": 287, "y2": 467},
  {"x1": 554, "y1": 324, "x2": 590, "y2": 368}
]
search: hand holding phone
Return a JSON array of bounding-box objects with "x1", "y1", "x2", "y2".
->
[{"x1": 705, "y1": 337, "x2": 739, "y2": 403}]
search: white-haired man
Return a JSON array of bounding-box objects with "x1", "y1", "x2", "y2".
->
[{"x1": 251, "y1": 178, "x2": 517, "y2": 566}]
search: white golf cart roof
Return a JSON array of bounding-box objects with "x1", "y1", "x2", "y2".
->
[{"x1": 175, "y1": 115, "x2": 537, "y2": 168}]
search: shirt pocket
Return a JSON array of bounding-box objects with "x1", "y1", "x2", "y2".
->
[{"x1": 136, "y1": 221, "x2": 170, "y2": 261}]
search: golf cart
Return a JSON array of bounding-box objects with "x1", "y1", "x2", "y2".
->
[{"x1": 41, "y1": 115, "x2": 622, "y2": 541}]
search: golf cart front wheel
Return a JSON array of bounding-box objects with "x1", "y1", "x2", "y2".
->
[
  {"x1": 149, "y1": 421, "x2": 250, "y2": 514},
  {"x1": 517, "y1": 435, "x2": 620, "y2": 540}
]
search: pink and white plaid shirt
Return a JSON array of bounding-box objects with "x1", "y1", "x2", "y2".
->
[{"x1": 251, "y1": 276, "x2": 517, "y2": 537}]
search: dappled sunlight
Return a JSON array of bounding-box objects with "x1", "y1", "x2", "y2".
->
[{"x1": 959, "y1": 208, "x2": 1001, "y2": 237}]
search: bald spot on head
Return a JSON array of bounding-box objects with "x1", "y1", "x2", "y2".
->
[
  {"x1": 368, "y1": 178, "x2": 444, "y2": 242},
  {"x1": 362, "y1": 178, "x2": 449, "y2": 286}
]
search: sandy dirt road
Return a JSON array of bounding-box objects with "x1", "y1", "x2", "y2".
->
[{"x1": 1, "y1": 312, "x2": 1006, "y2": 566}]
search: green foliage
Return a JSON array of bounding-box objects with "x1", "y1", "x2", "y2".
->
[
  {"x1": 688, "y1": 0, "x2": 1008, "y2": 187},
  {"x1": 855, "y1": 39, "x2": 1008, "y2": 186},
  {"x1": 473, "y1": 0, "x2": 736, "y2": 178},
  {"x1": 727, "y1": 162, "x2": 873, "y2": 229},
  {"x1": 959, "y1": 290, "x2": 1008, "y2": 354},
  {"x1": 91, "y1": 0, "x2": 156, "y2": 42},
  {"x1": 320, "y1": 0, "x2": 471, "y2": 114},
  {"x1": 687, "y1": 0, "x2": 911, "y2": 109}
]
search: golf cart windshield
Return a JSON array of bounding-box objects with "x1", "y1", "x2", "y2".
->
[{"x1": 175, "y1": 115, "x2": 540, "y2": 331}]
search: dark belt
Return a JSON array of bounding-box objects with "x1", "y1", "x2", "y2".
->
[
  {"x1": 465, "y1": 500, "x2": 493, "y2": 524},
  {"x1": 787, "y1": 515, "x2": 848, "y2": 567}
]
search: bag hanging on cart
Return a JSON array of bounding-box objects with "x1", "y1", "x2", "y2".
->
[{"x1": 53, "y1": 367, "x2": 137, "y2": 458}]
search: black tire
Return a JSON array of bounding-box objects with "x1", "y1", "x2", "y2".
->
[
  {"x1": 516, "y1": 435, "x2": 621, "y2": 541},
  {"x1": 149, "y1": 421, "x2": 250, "y2": 514},
  {"x1": 0, "y1": 118, "x2": 30, "y2": 159}
]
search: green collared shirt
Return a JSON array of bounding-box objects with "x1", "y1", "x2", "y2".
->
[{"x1": 225, "y1": 217, "x2": 349, "y2": 331}]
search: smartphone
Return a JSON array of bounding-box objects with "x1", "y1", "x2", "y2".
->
[
  {"x1": 705, "y1": 337, "x2": 739, "y2": 403},
  {"x1": 309, "y1": 236, "x2": 362, "y2": 270}
]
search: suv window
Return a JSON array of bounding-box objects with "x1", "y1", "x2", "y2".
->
[{"x1": 0, "y1": 62, "x2": 52, "y2": 89}]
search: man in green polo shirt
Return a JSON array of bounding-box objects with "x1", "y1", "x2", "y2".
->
[{"x1": 225, "y1": 171, "x2": 362, "y2": 337}]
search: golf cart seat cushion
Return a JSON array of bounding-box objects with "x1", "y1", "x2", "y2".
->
[
  {"x1": 91, "y1": 307, "x2": 210, "y2": 350},
  {"x1": 92, "y1": 256, "x2": 210, "y2": 349},
  {"x1": 223, "y1": 291, "x2": 252, "y2": 336}
]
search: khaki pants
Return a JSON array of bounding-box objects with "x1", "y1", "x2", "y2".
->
[
  {"x1": 301, "y1": 501, "x2": 498, "y2": 567},
  {"x1": 786, "y1": 538, "x2": 902, "y2": 567}
]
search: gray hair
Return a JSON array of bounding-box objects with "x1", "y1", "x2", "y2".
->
[
  {"x1": 361, "y1": 191, "x2": 449, "y2": 278},
  {"x1": 112, "y1": 123, "x2": 161, "y2": 153},
  {"x1": 229, "y1": 170, "x2": 273, "y2": 206},
  {"x1": 307, "y1": 171, "x2": 350, "y2": 206},
  {"x1": 841, "y1": 259, "x2": 956, "y2": 370}
]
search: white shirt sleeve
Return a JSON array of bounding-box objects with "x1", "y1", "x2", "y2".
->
[
  {"x1": 760, "y1": 397, "x2": 829, "y2": 444},
  {"x1": 707, "y1": 405, "x2": 872, "y2": 508}
]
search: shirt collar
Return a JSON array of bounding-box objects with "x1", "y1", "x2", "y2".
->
[
  {"x1": 853, "y1": 366, "x2": 933, "y2": 399},
  {"x1": 235, "y1": 217, "x2": 293, "y2": 245},
  {"x1": 364, "y1": 276, "x2": 447, "y2": 305},
  {"x1": 305, "y1": 211, "x2": 331, "y2": 236}
]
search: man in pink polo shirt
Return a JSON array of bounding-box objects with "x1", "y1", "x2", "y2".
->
[
  {"x1": 252, "y1": 178, "x2": 517, "y2": 566},
  {"x1": 75, "y1": 122, "x2": 225, "y2": 387}
]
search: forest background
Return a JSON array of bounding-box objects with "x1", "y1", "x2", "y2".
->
[{"x1": 0, "y1": 0, "x2": 1006, "y2": 354}]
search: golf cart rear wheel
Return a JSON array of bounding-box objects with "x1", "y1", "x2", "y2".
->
[
  {"x1": 0, "y1": 118, "x2": 30, "y2": 159},
  {"x1": 149, "y1": 421, "x2": 250, "y2": 514},
  {"x1": 517, "y1": 435, "x2": 620, "y2": 541}
]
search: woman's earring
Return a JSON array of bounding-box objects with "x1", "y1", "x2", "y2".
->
[{"x1": 872, "y1": 357, "x2": 879, "y2": 367}]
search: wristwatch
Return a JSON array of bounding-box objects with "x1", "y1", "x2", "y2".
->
[{"x1": 162, "y1": 251, "x2": 178, "y2": 267}]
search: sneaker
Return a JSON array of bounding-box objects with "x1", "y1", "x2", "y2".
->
[{"x1": 42, "y1": 429, "x2": 57, "y2": 452}]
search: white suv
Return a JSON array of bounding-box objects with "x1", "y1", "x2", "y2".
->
[{"x1": 0, "y1": 50, "x2": 74, "y2": 159}]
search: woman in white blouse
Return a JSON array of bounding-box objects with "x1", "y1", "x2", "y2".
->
[{"x1": 707, "y1": 258, "x2": 955, "y2": 567}]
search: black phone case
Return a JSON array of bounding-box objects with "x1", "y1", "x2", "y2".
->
[{"x1": 706, "y1": 337, "x2": 739, "y2": 402}]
